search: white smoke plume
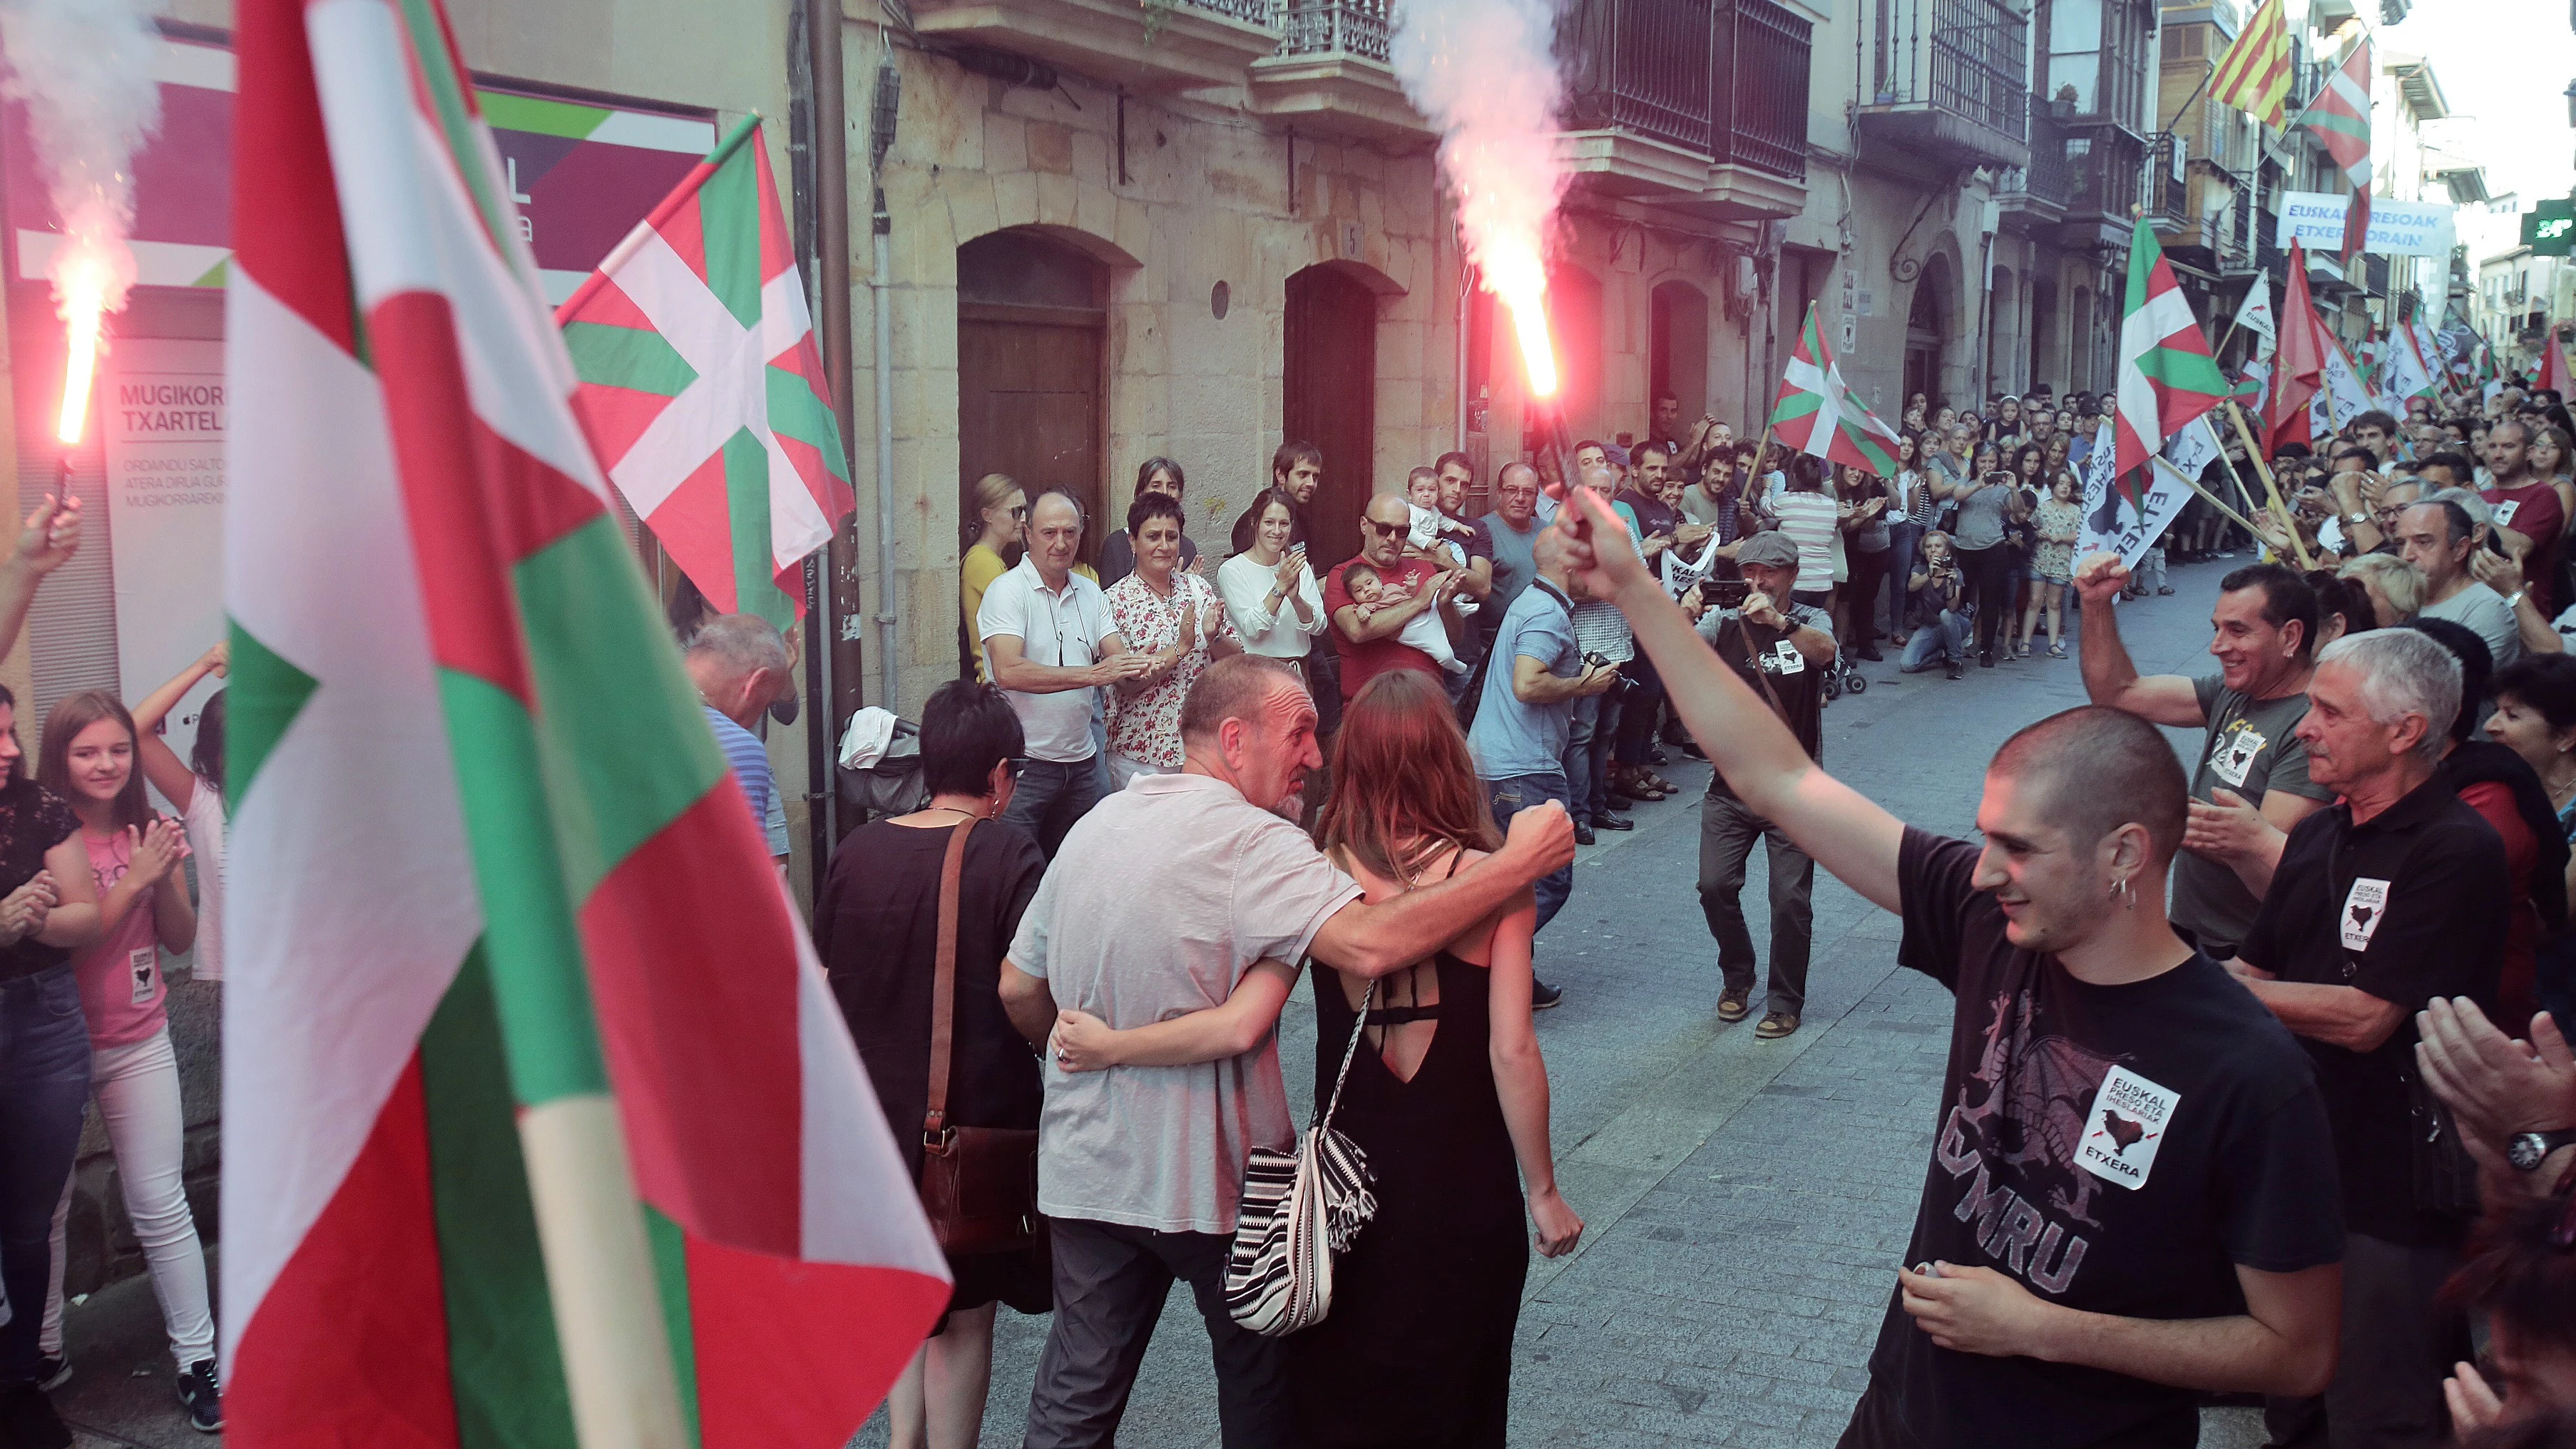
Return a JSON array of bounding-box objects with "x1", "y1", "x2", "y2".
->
[
  {"x1": 1389, "y1": 0, "x2": 1570, "y2": 390},
  {"x1": 0, "y1": 0, "x2": 164, "y2": 396}
]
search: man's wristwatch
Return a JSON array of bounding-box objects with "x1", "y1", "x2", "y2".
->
[{"x1": 2507, "y1": 1127, "x2": 2576, "y2": 1171}]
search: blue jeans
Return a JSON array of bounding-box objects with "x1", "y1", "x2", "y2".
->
[
  {"x1": 1564, "y1": 690, "x2": 1620, "y2": 824},
  {"x1": 1884, "y1": 523, "x2": 1923, "y2": 637},
  {"x1": 1001, "y1": 755, "x2": 1105, "y2": 858},
  {"x1": 1901, "y1": 609, "x2": 1971, "y2": 672},
  {"x1": 1, "y1": 966, "x2": 91, "y2": 1381},
  {"x1": 1483, "y1": 772, "x2": 1573, "y2": 932}
]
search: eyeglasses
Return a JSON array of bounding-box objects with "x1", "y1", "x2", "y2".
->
[
  {"x1": 1363, "y1": 518, "x2": 1408, "y2": 538},
  {"x1": 1007, "y1": 504, "x2": 1027, "y2": 518},
  {"x1": 1004, "y1": 757, "x2": 1029, "y2": 782}
]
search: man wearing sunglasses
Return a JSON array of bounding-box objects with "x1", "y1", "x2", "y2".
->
[{"x1": 1325, "y1": 493, "x2": 1461, "y2": 706}]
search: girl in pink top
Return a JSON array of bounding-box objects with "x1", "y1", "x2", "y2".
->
[{"x1": 34, "y1": 691, "x2": 218, "y2": 1429}]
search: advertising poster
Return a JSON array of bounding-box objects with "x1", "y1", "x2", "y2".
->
[{"x1": 103, "y1": 337, "x2": 225, "y2": 794}]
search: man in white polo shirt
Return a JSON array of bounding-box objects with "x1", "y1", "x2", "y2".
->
[{"x1": 979, "y1": 489, "x2": 1150, "y2": 855}]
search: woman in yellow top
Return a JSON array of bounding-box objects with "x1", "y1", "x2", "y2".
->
[{"x1": 960, "y1": 473, "x2": 1025, "y2": 681}]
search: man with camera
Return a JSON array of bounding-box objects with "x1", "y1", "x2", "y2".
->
[
  {"x1": 1899, "y1": 531, "x2": 1971, "y2": 679},
  {"x1": 1468, "y1": 526, "x2": 1616, "y2": 1008},
  {"x1": 1690, "y1": 531, "x2": 1835, "y2": 1038}
]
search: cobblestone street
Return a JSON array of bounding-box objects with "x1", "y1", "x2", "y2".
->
[{"x1": 863, "y1": 553, "x2": 2273, "y2": 1449}]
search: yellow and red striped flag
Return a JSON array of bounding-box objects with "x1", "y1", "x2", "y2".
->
[{"x1": 2209, "y1": 0, "x2": 2293, "y2": 130}]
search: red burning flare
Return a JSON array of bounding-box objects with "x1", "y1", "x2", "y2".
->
[{"x1": 54, "y1": 252, "x2": 108, "y2": 446}]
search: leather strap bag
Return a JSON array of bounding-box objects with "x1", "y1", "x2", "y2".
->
[{"x1": 918, "y1": 817, "x2": 1043, "y2": 1255}]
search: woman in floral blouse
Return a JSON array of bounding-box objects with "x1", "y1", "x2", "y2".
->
[{"x1": 1104, "y1": 491, "x2": 1242, "y2": 785}]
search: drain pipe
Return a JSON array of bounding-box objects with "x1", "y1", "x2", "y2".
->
[{"x1": 867, "y1": 52, "x2": 901, "y2": 713}]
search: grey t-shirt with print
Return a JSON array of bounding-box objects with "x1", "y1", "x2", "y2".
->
[
  {"x1": 1010, "y1": 772, "x2": 1364, "y2": 1234},
  {"x1": 2173, "y1": 675, "x2": 2334, "y2": 953}
]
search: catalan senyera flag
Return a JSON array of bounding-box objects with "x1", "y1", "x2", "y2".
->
[
  {"x1": 2297, "y1": 39, "x2": 2374, "y2": 264},
  {"x1": 2112, "y1": 218, "x2": 2228, "y2": 479},
  {"x1": 2208, "y1": 0, "x2": 2293, "y2": 130},
  {"x1": 221, "y1": 0, "x2": 948, "y2": 1445},
  {"x1": 1769, "y1": 301, "x2": 1905, "y2": 474},
  {"x1": 557, "y1": 116, "x2": 852, "y2": 627}
]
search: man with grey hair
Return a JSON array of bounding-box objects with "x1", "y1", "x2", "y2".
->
[
  {"x1": 2394, "y1": 496, "x2": 2519, "y2": 667},
  {"x1": 2233, "y1": 628, "x2": 2510, "y2": 1449},
  {"x1": 685, "y1": 613, "x2": 797, "y2": 871}
]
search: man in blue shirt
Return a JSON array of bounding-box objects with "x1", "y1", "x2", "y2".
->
[
  {"x1": 685, "y1": 613, "x2": 797, "y2": 881},
  {"x1": 1468, "y1": 528, "x2": 1615, "y2": 1005}
]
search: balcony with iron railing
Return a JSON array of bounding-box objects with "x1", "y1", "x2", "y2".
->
[
  {"x1": 1995, "y1": 95, "x2": 2070, "y2": 223},
  {"x1": 1555, "y1": 0, "x2": 1812, "y2": 215},
  {"x1": 2145, "y1": 132, "x2": 2188, "y2": 232},
  {"x1": 1856, "y1": 0, "x2": 2030, "y2": 169},
  {"x1": 1247, "y1": 0, "x2": 1438, "y2": 140},
  {"x1": 2058, "y1": 124, "x2": 2143, "y2": 250},
  {"x1": 911, "y1": 0, "x2": 1284, "y2": 91}
]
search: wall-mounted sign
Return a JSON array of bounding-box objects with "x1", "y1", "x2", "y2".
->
[{"x1": 3, "y1": 34, "x2": 717, "y2": 302}]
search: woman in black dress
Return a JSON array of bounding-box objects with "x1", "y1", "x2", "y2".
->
[
  {"x1": 1292, "y1": 668, "x2": 1583, "y2": 1447},
  {"x1": 817, "y1": 681, "x2": 1049, "y2": 1449}
]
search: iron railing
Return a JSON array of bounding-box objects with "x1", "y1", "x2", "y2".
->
[
  {"x1": 1560, "y1": 0, "x2": 1719, "y2": 155},
  {"x1": 1712, "y1": 0, "x2": 1811, "y2": 179},
  {"x1": 2065, "y1": 126, "x2": 2142, "y2": 221},
  {"x1": 1998, "y1": 95, "x2": 2070, "y2": 204},
  {"x1": 1871, "y1": 0, "x2": 2029, "y2": 140},
  {"x1": 1179, "y1": 0, "x2": 1282, "y2": 25},
  {"x1": 2146, "y1": 132, "x2": 2187, "y2": 225},
  {"x1": 1276, "y1": 0, "x2": 1389, "y2": 59}
]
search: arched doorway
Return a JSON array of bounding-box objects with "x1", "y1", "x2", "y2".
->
[
  {"x1": 1904, "y1": 263, "x2": 1946, "y2": 408},
  {"x1": 2069, "y1": 285, "x2": 2096, "y2": 394},
  {"x1": 1650, "y1": 281, "x2": 1710, "y2": 436},
  {"x1": 2028, "y1": 278, "x2": 2058, "y2": 396},
  {"x1": 1284, "y1": 263, "x2": 1380, "y2": 569},
  {"x1": 957, "y1": 228, "x2": 1107, "y2": 562}
]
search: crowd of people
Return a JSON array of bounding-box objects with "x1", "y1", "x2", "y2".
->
[
  {"x1": 876, "y1": 371, "x2": 2576, "y2": 1449},
  {"x1": 8, "y1": 365, "x2": 2576, "y2": 1449}
]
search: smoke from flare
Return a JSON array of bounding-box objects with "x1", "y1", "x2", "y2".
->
[
  {"x1": 1389, "y1": 0, "x2": 1568, "y2": 398},
  {"x1": 1, "y1": 0, "x2": 163, "y2": 444}
]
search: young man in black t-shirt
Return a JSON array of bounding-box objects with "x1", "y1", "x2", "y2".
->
[{"x1": 1556, "y1": 488, "x2": 2346, "y2": 1449}]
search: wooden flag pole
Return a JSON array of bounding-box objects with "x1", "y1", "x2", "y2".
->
[
  {"x1": 2222, "y1": 400, "x2": 2316, "y2": 568},
  {"x1": 2174, "y1": 468, "x2": 2267, "y2": 539}
]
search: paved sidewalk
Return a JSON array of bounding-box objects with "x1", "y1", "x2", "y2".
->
[{"x1": 862, "y1": 555, "x2": 2274, "y2": 1449}]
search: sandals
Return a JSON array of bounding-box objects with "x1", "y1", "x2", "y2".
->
[{"x1": 2048, "y1": 642, "x2": 2067, "y2": 658}]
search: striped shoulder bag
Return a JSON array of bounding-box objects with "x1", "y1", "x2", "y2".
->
[{"x1": 1222, "y1": 979, "x2": 1379, "y2": 1336}]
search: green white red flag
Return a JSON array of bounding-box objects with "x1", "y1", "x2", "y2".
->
[
  {"x1": 2111, "y1": 218, "x2": 2227, "y2": 478},
  {"x1": 2539, "y1": 331, "x2": 2573, "y2": 398},
  {"x1": 2296, "y1": 39, "x2": 2373, "y2": 265},
  {"x1": 220, "y1": 1, "x2": 946, "y2": 1445},
  {"x1": 1769, "y1": 300, "x2": 1903, "y2": 474},
  {"x1": 558, "y1": 117, "x2": 851, "y2": 627}
]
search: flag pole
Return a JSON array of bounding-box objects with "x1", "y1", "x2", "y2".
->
[{"x1": 2222, "y1": 400, "x2": 2316, "y2": 568}]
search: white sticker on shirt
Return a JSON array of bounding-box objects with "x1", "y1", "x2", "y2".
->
[
  {"x1": 1769, "y1": 640, "x2": 1806, "y2": 675},
  {"x1": 2494, "y1": 498, "x2": 2522, "y2": 528},
  {"x1": 2077, "y1": 1066, "x2": 2181, "y2": 1190},
  {"x1": 128, "y1": 948, "x2": 156, "y2": 1006},
  {"x1": 2208, "y1": 720, "x2": 2268, "y2": 789},
  {"x1": 2341, "y1": 877, "x2": 2391, "y2": 952}
]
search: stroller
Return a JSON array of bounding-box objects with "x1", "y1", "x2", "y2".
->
[
  {"x1": 1820, "y1": 638, "x2": 1868, "y2": 702},
  {"x1": 838, "y1": 708, "x2": 926, "y2": 819}
]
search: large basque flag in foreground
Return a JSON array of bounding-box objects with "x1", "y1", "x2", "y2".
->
[
  {"x1": 1771, "y1": 300, "x2": 1904, "y2": 474},
  {"x1": 219, "y1": 0, "x2": 948, "y2": 1444},
  {"x1": 558, "y1": 117, "x2": 853, "y2": 627}
]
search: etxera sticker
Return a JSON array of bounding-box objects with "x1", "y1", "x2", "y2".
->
[{"x1": 2077, "y1": 1066, "x2": 2180, "y2": 1190}]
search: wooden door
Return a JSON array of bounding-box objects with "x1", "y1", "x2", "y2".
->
[
  {"x1": 1284, "y1": 265, "x2": 1378, "y2": 571},
  {"x1": 958, "y1": 312, "x2": 1103, "y2": 544}
]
